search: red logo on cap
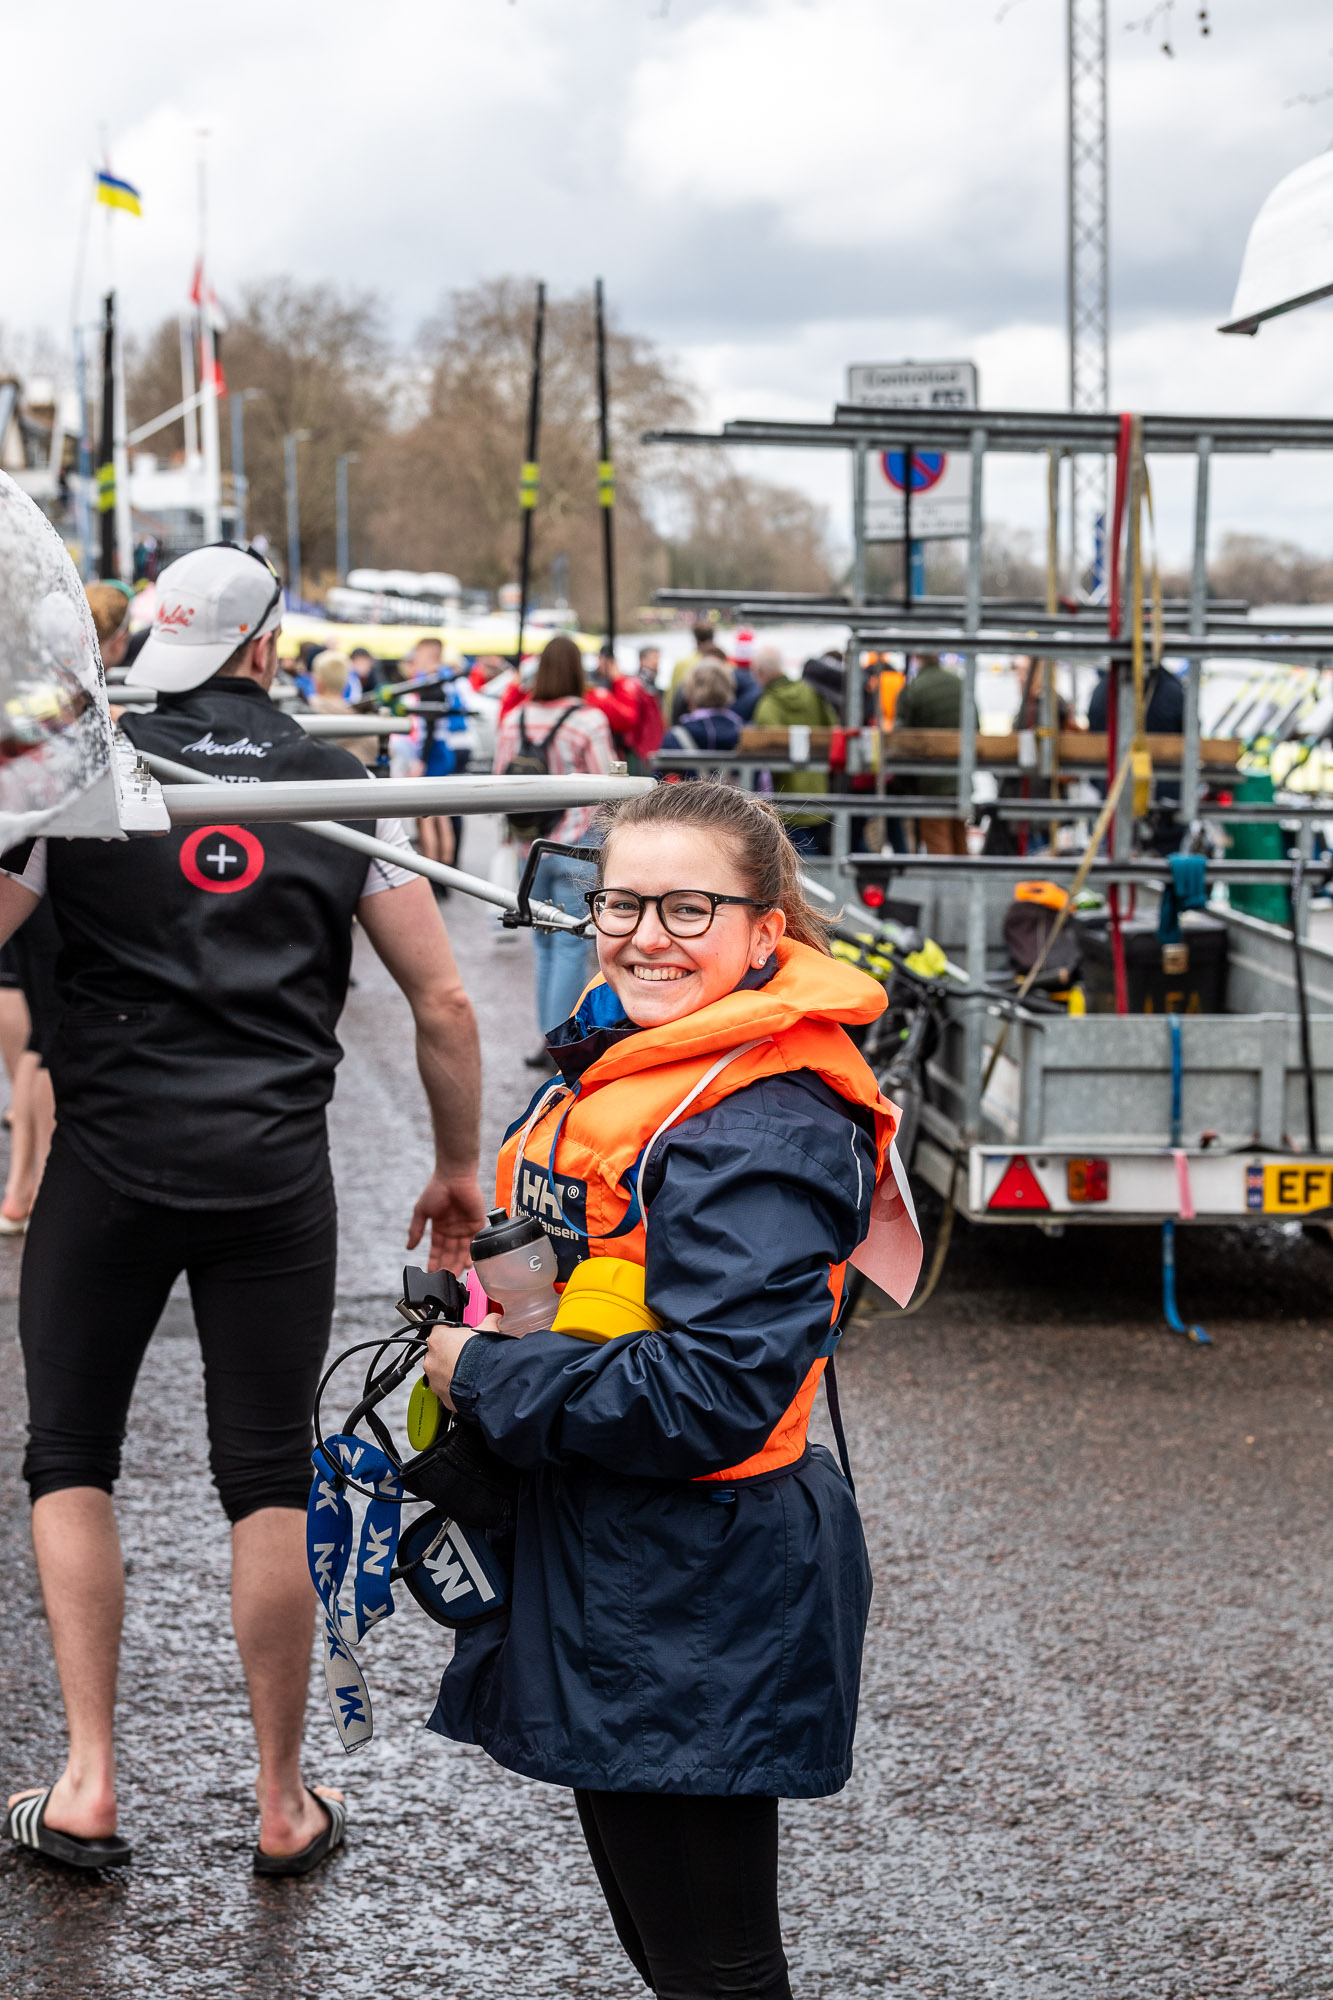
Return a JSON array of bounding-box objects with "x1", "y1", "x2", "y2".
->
[
  {"x1": 179, "y1": 825, "x2": 265, "y2": 894},
  {"x1": 157, "y1": 602, "x2": 195, "y2": 630}
]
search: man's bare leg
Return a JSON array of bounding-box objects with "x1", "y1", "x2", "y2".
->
[
  {"x1": 8, "y1": 1488, "x2": 123, "y2": 1838},
  {"x1": 231, "y1": 1507, "x2": 341, "y2": 1856},
  {"x1": 2, "y1": 1051, "x2": 41, "y2": 1224}
]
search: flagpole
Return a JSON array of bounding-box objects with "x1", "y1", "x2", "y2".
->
[
  {"x1": 594, "y1": 277, "x2": 617, "y2": 656},
  {"x1": 98, "y1": 292, "x2": 116, "y2": 579},
  {"x1": 513, "y1": 281, "x2": 546, "y2": 670},
  {"x1": 69, "y1": 166, "x2": 96, "y2": 579},
  {"x1": 112, "y1": 305, "x2": 131, "y2": 584},
  {"x1": 196, "y1": 135, "x2": 222, "y2": 543}
]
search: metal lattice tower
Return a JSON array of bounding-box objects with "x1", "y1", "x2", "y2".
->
[{"x1": 1067, "y1": 0, "x2": 1109, "y2": 596}]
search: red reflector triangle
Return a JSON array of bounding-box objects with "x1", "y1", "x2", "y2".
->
[{"x1": 988, "y1": 1154, "x2": 1050, "y2": 1211}]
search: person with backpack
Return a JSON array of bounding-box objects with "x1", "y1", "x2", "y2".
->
[{"x1": 493, "y1": 635, "x2": 614, "y2": 1063}]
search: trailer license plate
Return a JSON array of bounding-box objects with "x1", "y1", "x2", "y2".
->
[{"x1": 1258, "y1": 1162, "x2": 1333, "y2": 1214}]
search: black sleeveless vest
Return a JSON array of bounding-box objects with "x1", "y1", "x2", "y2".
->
[{"x1": 45, "y1": 679, "x2": 378, "y2": 1207}]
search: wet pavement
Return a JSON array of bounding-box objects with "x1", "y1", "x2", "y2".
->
[{"x1": 4, "y1": 836, "x2": 1333, "y2": 1996}]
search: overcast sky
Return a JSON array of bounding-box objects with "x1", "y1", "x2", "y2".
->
[{"x1": 8, "y1": 0, "x2": 1333, "y2": 559}]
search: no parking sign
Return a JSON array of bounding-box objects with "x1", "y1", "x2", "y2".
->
[{"x1": 846, "y1": 360, "x2": 977, "y2": 542}]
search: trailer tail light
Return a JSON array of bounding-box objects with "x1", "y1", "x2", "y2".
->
[
  {"x1": 1067, "y1": 1157, "x2": 1109, "y2": 1203},
  {"x1": 987, "y1": 1155, "x2": 1050, "y2": 1211}
]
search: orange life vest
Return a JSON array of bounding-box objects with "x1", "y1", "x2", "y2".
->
[{"x1": 495, "y1": 940, "x2": 899, "y2": 1484}]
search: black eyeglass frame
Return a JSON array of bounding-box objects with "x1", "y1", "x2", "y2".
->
[{"x1": 584, "y1": 887, "x2": 774, "y2": 939}]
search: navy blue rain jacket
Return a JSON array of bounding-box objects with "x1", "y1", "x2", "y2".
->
[{"x1": 427, "y1": 975, "x2": 876, "y2": 1797}]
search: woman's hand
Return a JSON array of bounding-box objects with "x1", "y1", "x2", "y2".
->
[{"x1": 421, "y1": 1313, "x2": 504, "y2": 1411}]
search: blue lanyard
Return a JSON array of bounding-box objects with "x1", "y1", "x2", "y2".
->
[{"x1": 306, "y1": 1435, "x2": 404, "y2": 1751}]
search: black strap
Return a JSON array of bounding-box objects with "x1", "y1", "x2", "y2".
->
[
  {"x1": 518, "y1": 701, "x2": 583, "y2": 761},
  {"x1": 823, "y1": 1357, "x2": 854, "y2": 1495}
]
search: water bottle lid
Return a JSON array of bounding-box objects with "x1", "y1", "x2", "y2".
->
[{"x1": 470, "y1": 1206, "x2": 548, "y2": 1260}]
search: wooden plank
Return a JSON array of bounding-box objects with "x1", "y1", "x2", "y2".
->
[
  {"x1": 886, "y1": 729, "x2": 1241, "y2": 770},
  {"x1": 739, "y1": 726, "x2": 836, "y2": 753},
  {"x1": 733, "y1": 725, "x2": 1241, "y2": 769}
]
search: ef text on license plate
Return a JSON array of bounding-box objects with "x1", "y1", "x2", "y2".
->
[{"x1": 1250, "y1": 1161, "x2": 1333, "y2": 1214}]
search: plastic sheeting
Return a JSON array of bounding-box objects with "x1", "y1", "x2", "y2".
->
[{"x1": 0, "y1": 473, "x2": 115, "y2": 849}]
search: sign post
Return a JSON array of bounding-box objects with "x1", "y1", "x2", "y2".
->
[{"x1": 845, "y1": 361, "x2": 979, "y2": 551}]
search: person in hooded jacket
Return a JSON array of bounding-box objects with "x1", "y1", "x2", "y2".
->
[
  {"x1": 660, "y1": 660, "x2": 744, "y2": 768},
  {"x1": 420, "y1": 781, "x2": 901, "y2": 2000}
]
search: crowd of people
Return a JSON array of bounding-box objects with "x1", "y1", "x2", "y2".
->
[
  {"x1": 0, "y1": 528, "x2": 928, "y2": 2000},
  {"x1": 0, "y1": 523, "x2": 1181, "y2": 1995}
]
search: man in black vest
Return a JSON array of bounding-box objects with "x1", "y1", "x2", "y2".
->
[{"x1": 0, "y1": 544, "x2": 485, "y2": 1875}]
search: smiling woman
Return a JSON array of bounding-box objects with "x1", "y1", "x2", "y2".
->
[{"x1": 420, "y1": 781, "x2": 910, "y2": 1999}]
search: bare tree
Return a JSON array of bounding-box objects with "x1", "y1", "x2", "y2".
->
[
  {"x1": 359, "y1": 278, "x2": 695, "y2": 623},
  {"x1": 128, "y1": 280, "x2": 390, "y2": 578},
  {"x1": 662, "y1": 453, "x2": 835, "y2": 595},
  {"x1": 121, "y1": 276, "x2": 839, "y2": 615}
]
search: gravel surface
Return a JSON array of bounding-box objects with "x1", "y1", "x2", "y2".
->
[{"x1": 3, "y1": 841, "x2": 1333, "y2": 1997}]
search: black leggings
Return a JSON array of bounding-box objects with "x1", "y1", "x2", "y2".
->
[
  {"x1": 20, "y1": 1132, "x2": 336, "y2": 1521},
  {"x1": 574, "y1": 1790, "x2": 791, "y2": 2000}
]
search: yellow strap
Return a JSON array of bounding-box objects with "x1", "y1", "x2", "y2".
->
[
  {"x1": 519, "y1": 461, "x2": 540, "y2": 509},
  {"x1": 1044, "y1": 448, "x2": 1061, "y2": 840},
  {"x1": 1045, "y1": 448, "x2": 1059, "y2": 618},
  {"x1": 1128, "y1": 418, "x2": 1154, "y2": 817},
  {"x1": 598, "y1": 459, "x2": 615, "y2": 509}
]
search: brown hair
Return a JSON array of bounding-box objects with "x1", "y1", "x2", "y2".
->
[
  {"x1": 682, "y1": 661, "x2": 736, "y2": 712},
  {"x1": 598, "y1": 780, "x2": 831, "y2": 953},
  {"x1": 85, "y1": 582, "x2": 132, "y2": 648},
  {"x1": 532, "y1": 634, "x2": 585, "y2": 701}
]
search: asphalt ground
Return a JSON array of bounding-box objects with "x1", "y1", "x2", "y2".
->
[{"x1": 3, "y1": 834, "x2": 1333, "y2": 1997}]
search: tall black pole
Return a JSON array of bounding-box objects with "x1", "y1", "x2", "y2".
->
[
  {"x1": 98, "y1": 292, "x2": 117, "y2": 581},
  {"x1": 902, "y1": 440, "x2": 913, "y2": 613},
  {"x1": 594, "y1": 277, "x2": 617, "y2": 655},
  {"x1": 514, "y1": 281, "x2": 546, "y2": 669}
]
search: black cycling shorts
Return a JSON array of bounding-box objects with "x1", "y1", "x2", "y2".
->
[{"x1": 20, "y1": 1132, "x2": 336, "y2": 1522}]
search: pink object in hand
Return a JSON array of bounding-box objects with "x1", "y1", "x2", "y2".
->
[{"x1": 463, "y1": 1268, "x2": 491, "y2": 1327}]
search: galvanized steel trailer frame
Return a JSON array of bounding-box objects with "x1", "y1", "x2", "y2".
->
[
  {"x1": 644, "y1": 404, "x2": 1333, "y2": 1226},
  {"x1": 645, "y1": 404, "x2": 1333, "y2": 826}
]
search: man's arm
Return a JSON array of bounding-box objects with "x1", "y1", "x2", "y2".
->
[
  {"x1": 356, "y1": 875, "x2": 486, "y2": 1271},
  {"x1": 0, "y1": 875, "x2": 39, "y2": 947}
]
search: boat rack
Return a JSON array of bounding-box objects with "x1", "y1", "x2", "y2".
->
[{"x1": 643, "y1": 403, "x2": 1333, "y2": 832}]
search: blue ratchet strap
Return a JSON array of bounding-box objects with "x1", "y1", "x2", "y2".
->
[
  {"x1": 306, "y1": 1435, "x2": 404, "y2": 1751},
  {"x1": 1162, "y1": 1014, "x2": 1210, "y2": 1346}
]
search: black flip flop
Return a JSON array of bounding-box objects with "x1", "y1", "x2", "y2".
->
[
  {"x1": 4, "y1": 1788, "x2": 131, "y2": 1870},
  {"x1": 253, "y1": 1790, "x2": 346, "y2": 1878}
]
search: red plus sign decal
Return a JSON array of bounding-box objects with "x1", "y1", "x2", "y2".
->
[{"x1": 179, "y1": 825, "x2": 265, "y2": 894}]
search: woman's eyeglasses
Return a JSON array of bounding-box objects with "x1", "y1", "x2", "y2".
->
[{"x1": 584, "y1": 889, "x2": 772, "y2": 939}]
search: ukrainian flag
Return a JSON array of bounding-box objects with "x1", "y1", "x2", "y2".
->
[{"x1": 95, "y1": 170, "x2": 142, "y2": 217}]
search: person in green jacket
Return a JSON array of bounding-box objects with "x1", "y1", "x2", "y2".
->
[
  {"x1": 890, "y1": 655, "x2": 969, "y2": 854},
  {"x1": 751, "y1": 646, "x2": 838, "y2": 853}
]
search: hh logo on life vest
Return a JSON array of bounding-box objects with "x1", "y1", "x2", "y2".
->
[
  {"x1": 516, "y1": 1164, "x2": 587, "y2": 1278},
  {"x1": 179, "y1": 825, "x2": 265, "y2": 894}
]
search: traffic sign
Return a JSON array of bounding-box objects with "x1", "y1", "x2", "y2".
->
[
  {"x1": 846, "y1": 360, "x2": 978, "y2": 542},
  {"x1": 845, "y1": 360, "x2": 978, "y2": 411},
  {"x1": 882, "y1": 449, "x2": 948, "y2": 495}
]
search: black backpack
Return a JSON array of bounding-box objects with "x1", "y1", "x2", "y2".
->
[{"x1": 505, "y1": 703, "x2": 585, "y2": 843}]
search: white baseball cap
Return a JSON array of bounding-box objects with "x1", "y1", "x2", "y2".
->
[{"x1": 125, "y1": 543, "x2": 283, "y2": 693}]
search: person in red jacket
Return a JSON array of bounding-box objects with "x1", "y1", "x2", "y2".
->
[{"x1": 585, "y1": 643, "x2": 664, "y2": 773}]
